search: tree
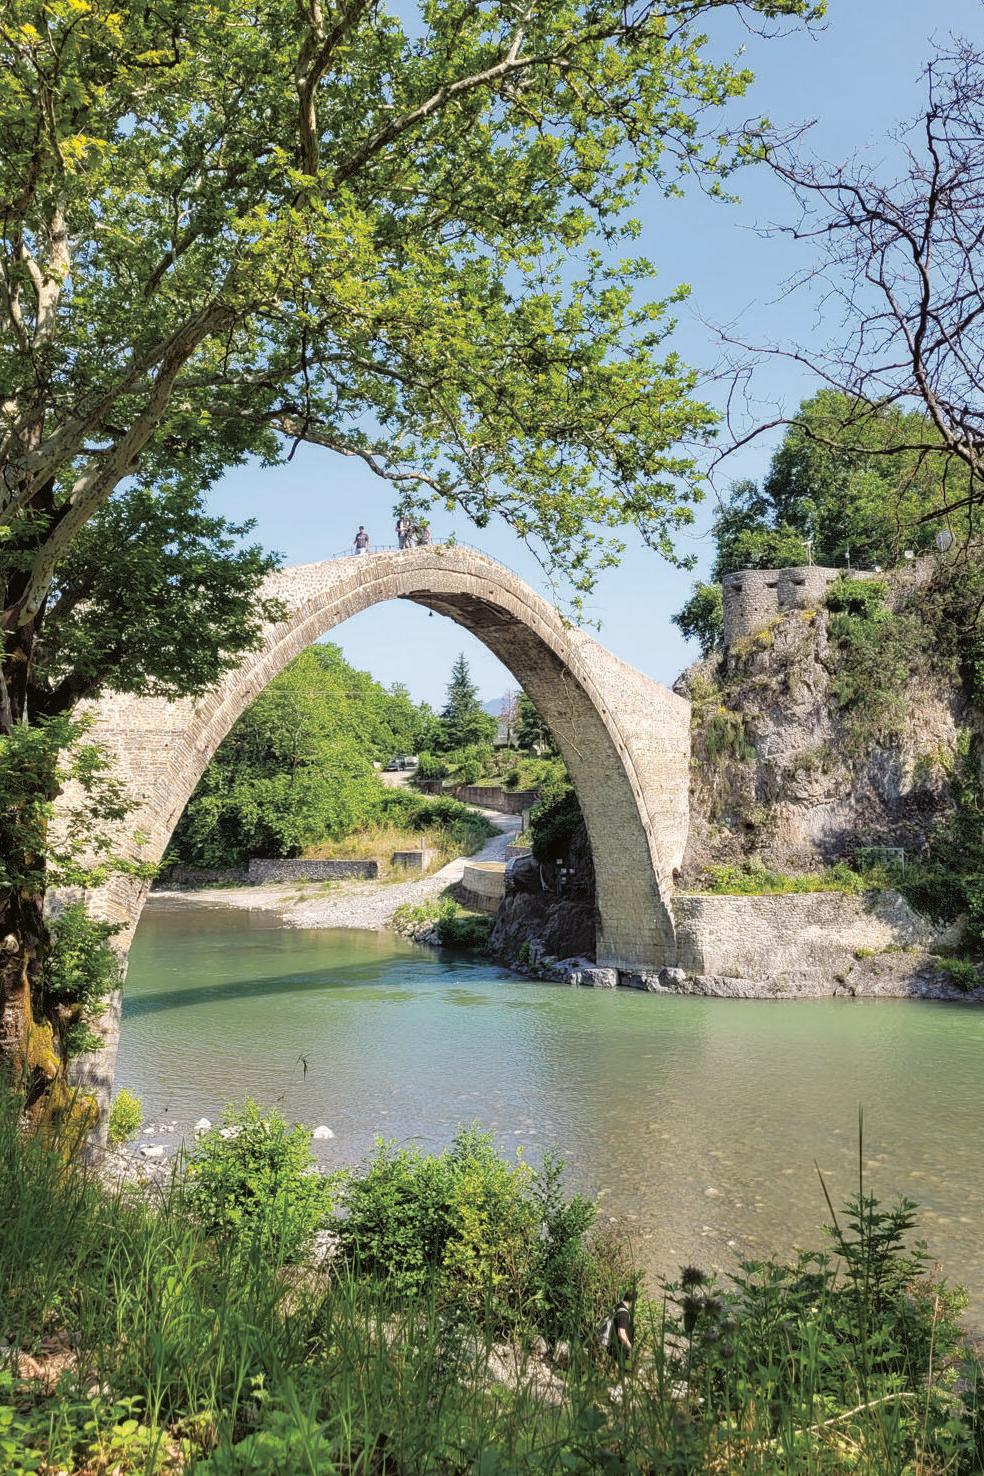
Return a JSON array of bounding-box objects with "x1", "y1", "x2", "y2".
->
[
  {"x1": 671, "y1": 582, "x2": 723, "y2": 656},
  {"x1": 171, "y1": 644, "x2": 437, "y2": 865},
  {"x1": 515, "y1": 693, "x2": 558, "y2": 755},
  {"x1": 438, "y1": 655, "x2": 498, "y2": 752},
  {"x1": 721, "y1": 36, "x2": 984, "y2": 536},
  {"x1": 0, "y1": 0, "x2": 822, "y2": 1098},
  {"x1": 672, "y1": 390, "x2": 967, "y2": 654}
]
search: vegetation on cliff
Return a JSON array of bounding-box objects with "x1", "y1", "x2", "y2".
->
[{"x1": 3, "y1": 1088, "x2": 982, "y2": 1474}]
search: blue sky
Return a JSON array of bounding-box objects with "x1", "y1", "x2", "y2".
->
[{"x1": 206, "y1": 0, "x2": 982, "y2": 709}]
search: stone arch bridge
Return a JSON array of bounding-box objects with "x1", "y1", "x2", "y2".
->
[{"x1": 69, "y1": 546, "x2": 690, "y2": 1110}]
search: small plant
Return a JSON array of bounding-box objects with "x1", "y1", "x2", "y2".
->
[
  {"x1": 698, "y1": 859, "x2": 871, "y2": 896},
  {"x1": 107, "y1": 1088, "x2": 144, "y2": 1147},
  {"x1": 935, "y1": 954, "x2": 981, "y2": 992}
]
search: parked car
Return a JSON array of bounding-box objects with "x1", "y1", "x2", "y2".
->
[{"x1": 383, "y1": 754, "x2": 418, "y2": 771}]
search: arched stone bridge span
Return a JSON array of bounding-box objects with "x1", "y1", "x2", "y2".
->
[{"x1": 77, "y1": 543, "x2": 689, "y2": 960}]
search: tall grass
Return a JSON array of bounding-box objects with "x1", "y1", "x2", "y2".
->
[{"x1": 1, "y1": 1089, "x2": 982, "y2": 1474}]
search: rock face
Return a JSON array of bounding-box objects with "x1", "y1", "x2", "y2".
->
[
  {"x1": 490, "y1": 821, "x2": 598, "y2": 966},
  {"x1": 675, "y1": 580, "x2": 967, "y2": 881}
]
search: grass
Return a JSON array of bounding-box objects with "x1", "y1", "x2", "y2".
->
[
  {"x1": 392, "y1": 892, "x2": 493, "y2": 949},
  {"x1": 1, "y1": 1091, "x2": 982, "y2": 1474},
  {"x1": 694, "y1": 860, "x2": 878, "y2": 896},
  {"x1": 305, "y1": 814, "x2": 495, "y2": 877}
]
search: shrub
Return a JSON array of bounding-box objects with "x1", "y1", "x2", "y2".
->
[
  {"x1": 414, "y1": 750, "x2": 449, "y2": 782},
  {"x1": 529, "y1": 775, "x2": 583, "y2": 864},
  {"x1": 107, "y1": 1088, "x2": 143, "y2": 1147},
  {"x1": 391, "y1": 894, "x2": 492, "y2": 951},
  {"x1": 824, "y1": 575, "x2": 889, "y2": 617},
  {"x1": 184, "y1": 1100, "x2": 335, "y2": 1262},
  {"x1": 46, "y1": 902, "x2": 121, "y2": 1057},
  {"x1": 935, "y1": 955, "x2": 981, "y2": 992},
  {"x1": 338, "y1": 1128, "x2": 599, "y2": 1336}
]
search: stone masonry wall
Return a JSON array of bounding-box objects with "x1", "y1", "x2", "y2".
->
[
  {"x1": 673, "y1": 889, "x2": 934, "y2": 985},
  {"x1": 246, "y1": 858, "x2": 379, "y2": 882}
]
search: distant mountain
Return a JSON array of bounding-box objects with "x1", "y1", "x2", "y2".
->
[{"x1": 481, "y1": 697, "x2": 506, "y2": 716}]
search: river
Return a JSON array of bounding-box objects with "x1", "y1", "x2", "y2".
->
[{"x1": 117, "y1": 898, "x2": 984, "y2": 1318}]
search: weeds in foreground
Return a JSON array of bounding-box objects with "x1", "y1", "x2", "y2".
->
[{"x1": 1, "y1": 1089, "x2": 982, "y2": 1474}]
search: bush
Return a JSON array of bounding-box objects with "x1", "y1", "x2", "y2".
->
[
  {"x1": 672, "y1": 581, "x2": 724, "y2": 656},
  {"x1": 337, "y1": 1128, "x2": 598, "y2": 1336},
  {"x1": 529, "y1": 777, "x2": 584, "y2": 864},
  {"x1": 414, "y1": 750, "x2": 449, "y2": 782},
  {"x1": 107, "y1": 1088, "x2": 143, "y2": 1147},
  {"x1": 935, "y1": 954, "x2": 981, "y2": 992},
  {"x1": 185, "y1": 1100, "x2": 335, "y2": 1262},
  {"x1": 391, "y1": 894, "x2": 492, "y2": 951},
  {"x1": 46, "y1": 902, "x2": 121, "y2": 1057}
]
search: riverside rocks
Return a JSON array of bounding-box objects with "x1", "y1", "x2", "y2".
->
[{"x1": 530, "y1": 952, "x2": 984, "y2": 1001}]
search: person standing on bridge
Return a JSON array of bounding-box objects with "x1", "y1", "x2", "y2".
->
[
  {"x1": 354, "y1": 525, "x2": 370, "y2": 555},
  {"x1": 396, "y1": 515, "x2": 409, "y2": 549},
  {"x1": 417, "y1": 521, "x2": 432, "y2": 546}
]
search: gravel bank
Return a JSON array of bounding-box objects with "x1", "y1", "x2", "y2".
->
[{"x1": 151, "y1": 808, "x2": 522, "y2": 932}]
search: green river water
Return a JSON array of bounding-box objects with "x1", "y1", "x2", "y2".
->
[{"x1": 118, "y1": 899, "x2": 984, "y2": 1317}]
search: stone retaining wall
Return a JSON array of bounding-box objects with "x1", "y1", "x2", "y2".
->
[
  {"x1": 450, "y1": 785, "x2": 539, "y2": 814},
  {"x1": 154, "y1": 864, "x2": 247, "y2": 888},
  {"x1": 246, "y1": 858, "x2": 379, "y2": 882},
  {"x1": 672, "y1": 889, "x2": 933, "y2": 984},
  {"x1": 460, "y1": 861, "x2": 507, "y2": 914}
]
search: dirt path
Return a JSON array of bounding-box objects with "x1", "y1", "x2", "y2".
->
[{"x1": 150, "y1": 808, "x2": 522, "y2": 932}]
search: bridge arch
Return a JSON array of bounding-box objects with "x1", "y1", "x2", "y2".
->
[{"x1": 70, "y1": 546, "x2": 690, "y2": 1109}]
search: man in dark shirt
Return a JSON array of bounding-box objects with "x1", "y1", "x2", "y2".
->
[{"x1": 611, "y1": 1289, "x2": 635, "y2": 1366}]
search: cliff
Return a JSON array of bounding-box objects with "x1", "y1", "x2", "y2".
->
[{"x1": 675, "y1": 565, "x2": 972, "y2": 884}]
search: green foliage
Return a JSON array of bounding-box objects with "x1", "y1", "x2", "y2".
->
[
  {"x1": 107, "y1": 1089, "x2": 144, "y2": 1148},
  {"x1": 824, "y1": 586, "x2": 931, "y2": 752},
  {"x1": 671, "y1": 581, "x2": 724, "y2": 656},
  {"x1": 414, "y1": 750, "x2": 450, "y2": 782},
  {"x1": 698, "y1": 859, "x2": 871, "y2": 895},
  {"x1": 0, "y1": 0, "x2": 826, "y2": 663},
  {"x1": 515, "y1": 695, "x2": 558, "y2": 755},
  {"x1": 374, "y1": 789, "x2": 497, "y2": 852},
  {"x1": 39, "y1": 486, "x2": 283, "y2": 705},
  {"x1": 528, "y1": 776, "x2": 584, "y2": 864},
  {"x1": 185, "y1": 1100, "x2": 335, "y2": 1263},
  {"x1": 824, "y1": 575, "x2": 889, "y2": 617},
  {"x1": 701, "y1": 704, "x2": 756, "y2": 763},
  {"x1": 0, "y1": 716, "x2": 138, "y2": 900},
  {"x1": 171, "y1": 646, "x2": 437, "y2": 867},
  {"x1": 935, "y1": 955, "x2": 981, "y2": 992},
  {"x1": 673, "y1": 389, "x2": 975, "y2": 645},
  {"x1": 338, "y1": 1128, "x2": 596, "y2": 1336},
  {"x1": 436, "y1": 656, "x2": 498, "y2": 752},
  {"x1": 897, "y1": 732, "x2": 984, "y2": 947},
  {"x1": 2, "y1": 1086, "x2": 982, "y2": 1475},
  {"x1": 391, "y1": 894, "x2": 493, "y2": 951},
  {"x1": 45, "y1": 902, "x2": 120, "y2": 1057}
]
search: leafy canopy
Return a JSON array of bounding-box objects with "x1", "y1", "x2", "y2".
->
[
  {"x1": 674, "y1": 390, "x2": 968, "y2": 651},
  {"x1": 170, "y1": 644, "x2": 437, "y2": 866},
  {"x1": 1, "y1": 0, "x2": 824, "y2": 653}
]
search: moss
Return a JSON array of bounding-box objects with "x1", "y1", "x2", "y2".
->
[{"x1": 26, "y1": 1019, "x2": 60, "y2": 1080}]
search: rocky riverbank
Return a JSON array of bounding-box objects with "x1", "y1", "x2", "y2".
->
[{"x1": 509, "y1": 939, "x2": 984, "y2": 1001}]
